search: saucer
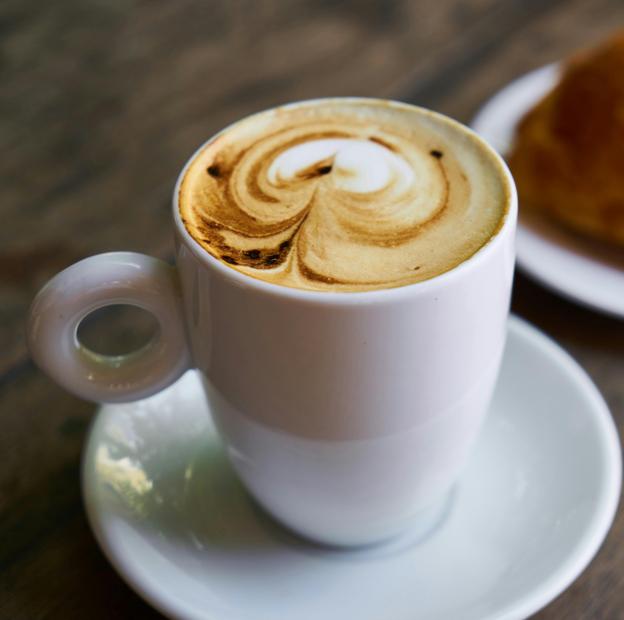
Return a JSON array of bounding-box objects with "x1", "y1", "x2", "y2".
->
[
  {"x1": 82, "y1": 315, "x2": 621, "y2": 620},
  {"x1": 471, "y1": 64, "x2": 624, "y2": 318}
]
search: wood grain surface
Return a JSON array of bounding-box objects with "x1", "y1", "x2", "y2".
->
[{"x1": 1, "y1": 1, "x2": 623, "y2": 618}]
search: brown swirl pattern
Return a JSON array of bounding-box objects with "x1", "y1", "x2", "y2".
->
[{"x1": 179, "y1": 100, "x2": 508, "y2": 291}]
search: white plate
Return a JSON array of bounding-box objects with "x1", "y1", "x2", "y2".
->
[
  {"x1": 471, "y1": 64, "x2": 624, "y2": 318},
  {"x1": 82, "y1": 316, "x2": 621, "y2": 620}
]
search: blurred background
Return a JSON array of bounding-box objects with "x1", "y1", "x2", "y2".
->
[{"x1": 2, "y1": 1, "x2": 623, "y2": 618}]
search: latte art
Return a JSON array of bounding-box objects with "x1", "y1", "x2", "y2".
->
[
  {"x1": 267, "y1": 138, "x2": 415, "y2": 194},
  {"x1": 179, "y1": 99, "x2": 509, "y2": 291}
]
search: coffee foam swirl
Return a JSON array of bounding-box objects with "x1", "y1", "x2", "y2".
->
[{"x1": 179, "y1": 100, "x2": 509, "y2": 291}]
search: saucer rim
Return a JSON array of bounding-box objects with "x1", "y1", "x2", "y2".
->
[
  {"x1": 82, "y1": 315, "x2": 622, "y2": 620},
  {"x1": 495, "y1": 317, "x2": 621, "y2": 620},
  {"x1": 471, "y1": 63, "x2": 624, "y2": 319}
]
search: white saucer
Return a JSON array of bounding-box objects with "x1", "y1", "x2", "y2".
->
[
  {"x1": 82, "y1": 316, "x2": 621, "y2": 620},
  {"x1": 471, "y1": 64, "x2": 624, "y2": 318}
]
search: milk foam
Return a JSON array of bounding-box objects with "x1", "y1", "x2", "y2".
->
[
  {"x1": 178, "y1": 99, "x2": 510, "y2": 292},
  {"x1": 268, "y1": 138, "x2": 413, "y2": 194}
]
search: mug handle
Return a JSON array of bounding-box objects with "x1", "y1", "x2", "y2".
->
[{"x1": 27, "y1": 252, "x2": 191, "y2": 403}]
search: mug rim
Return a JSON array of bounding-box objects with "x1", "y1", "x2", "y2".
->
[{"x1": 172, "y1": 96, "x2": 517, "y2": 306}]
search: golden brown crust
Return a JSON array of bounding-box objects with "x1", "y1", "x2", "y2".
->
[{"x1": 508, "y1": 32, "x2": 624, "y2": 246}]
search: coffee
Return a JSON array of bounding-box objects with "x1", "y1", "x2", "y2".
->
[
  {"x1": 178, "y1": 99, "x2": 510, "y2": 292},
  {"x1": 30, "y1": 98, "x2": 516, "y2": 547}
]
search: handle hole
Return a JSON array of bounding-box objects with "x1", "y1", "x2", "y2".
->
[{"x1": 77, "y1": 304, "x2": 159, "y2": 357}]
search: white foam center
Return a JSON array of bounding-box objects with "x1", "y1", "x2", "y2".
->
[{"x1": 267, "y1": 138, "x2": 414, "y2": 194}]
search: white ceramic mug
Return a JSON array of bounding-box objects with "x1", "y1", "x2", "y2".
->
[{"x1": 28, "y1": 101, "x2": 517, "y2": 547}]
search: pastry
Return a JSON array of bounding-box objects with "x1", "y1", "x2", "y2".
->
[{"x1": 508, "y1": 32, "x2": 624, "y2": 246}]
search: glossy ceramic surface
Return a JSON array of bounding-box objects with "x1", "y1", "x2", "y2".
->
[
  {"x1": 29, "y1": 100, "x2": 517, "y2": 546},
  {"x1": 83, "y1": 316, "x2": 621, "y2": 620},
  {"x1": 471, "y1": 64, "x2": 624, "y2": 318}
]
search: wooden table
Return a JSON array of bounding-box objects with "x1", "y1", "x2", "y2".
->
[{"x1": 1, "y1": 1, "x2": 622, "y2": 617}]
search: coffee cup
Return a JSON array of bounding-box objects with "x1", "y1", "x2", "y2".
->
[{"x1": 28, "y1": 98, "x2": 516, "y2": 547}]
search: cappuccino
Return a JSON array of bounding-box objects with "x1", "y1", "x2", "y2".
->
[{"x1": 179, "y1": 99, "x2": 510, "y2": 292}]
